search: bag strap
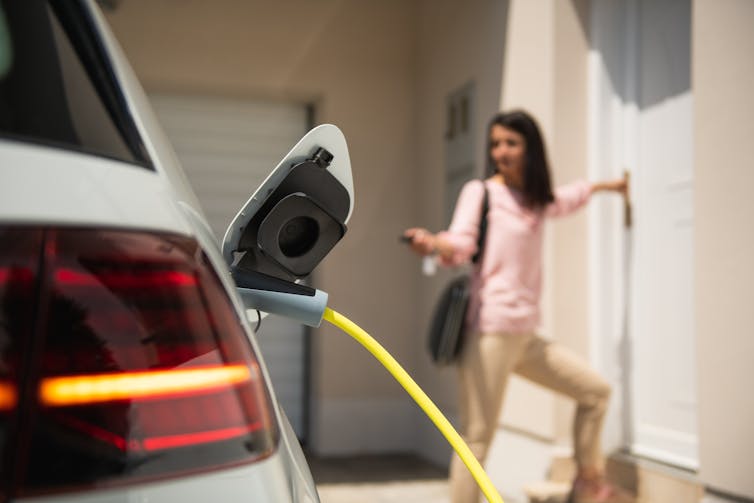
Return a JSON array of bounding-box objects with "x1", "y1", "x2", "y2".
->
[{"x1": 471, "y1": 181, "x2": 489, "y2": 264}]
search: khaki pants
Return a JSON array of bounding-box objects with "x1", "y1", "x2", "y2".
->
[{"x1": 449, "y1": 332, "x2": 612, "y2": 503}]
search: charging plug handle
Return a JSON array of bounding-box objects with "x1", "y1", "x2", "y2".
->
[{"x1": 232, "y1": 267, "x2": 328, "y2": 328}]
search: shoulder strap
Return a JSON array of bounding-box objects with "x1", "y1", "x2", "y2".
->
[{"x1": 471, "y1": 181, "x2": 489, "y2": 264}]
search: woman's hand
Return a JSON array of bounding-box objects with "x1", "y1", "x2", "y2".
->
[
  {"x1": 591, "y1": 177, "x2": 629, "y2": 197},
  {"x1": 402, "y1": 228, "x2": 437, "y2": 256},
  {"x1": 592, "y1": 175, "x2": 632, "y2": 227}
]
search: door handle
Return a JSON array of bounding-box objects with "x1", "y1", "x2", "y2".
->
[{"x1": 623, "y1": 169, "x2": 632, "y2": 229}]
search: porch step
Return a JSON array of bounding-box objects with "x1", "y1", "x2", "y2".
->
[
  {"x1": 525, "y1": 452, "x2": 704, "y2": 503},
  {"x1": 524, "y1": 480, "x2": 571, "y2": 503},
  {"x1": 607, "y1": 452, "x2": 703, "y2": 502}
]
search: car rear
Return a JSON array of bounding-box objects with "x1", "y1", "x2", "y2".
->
[{"x1": 0, "y1": 1, "x2": 317, "y2": 501}]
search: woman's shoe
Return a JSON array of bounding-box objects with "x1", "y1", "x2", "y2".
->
[{"x1": 567, "y1": 477, "x2": 636, "y2": 503}]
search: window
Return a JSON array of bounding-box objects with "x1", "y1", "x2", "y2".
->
[
  {"x1": 444, "y1": 82, "x2": 476, "y2": 225},
  {"x1": 0, "y1": 0, "x2": 150, "y2": 167}
]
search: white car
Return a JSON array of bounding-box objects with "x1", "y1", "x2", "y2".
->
[{"x1": 0, "y1": 1, "x2": 347, "y2": 501}]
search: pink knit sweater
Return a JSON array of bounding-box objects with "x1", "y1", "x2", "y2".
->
[{"x1": 437, "y1": 178, "x2": 592, "y2": 334}]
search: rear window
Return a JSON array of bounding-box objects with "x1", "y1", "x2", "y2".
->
[{"x1": 0, "y1": 0, "x2": 151, "y2": 167}]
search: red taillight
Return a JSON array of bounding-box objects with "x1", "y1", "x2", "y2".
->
[
  {"x1": 0, "y1": 228, "x2": 278, "y2": 496},
  {"x1": 0, "y1": 228, "x2": 44, "y2": 502},
  {"x1": 54, "y1": 268, "x2": 198, "y2": 288},
  {"x1": 0, "y1": 381, "x2": 16, "y2": 411},
  {"x1": 39, "y1": 365, "x2": 254, "y2": 406}
]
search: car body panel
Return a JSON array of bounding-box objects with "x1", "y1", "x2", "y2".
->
[
  {"x1": 0, "y1": 141, "x2": 189, "y2": 234},
  {"x1": 0, "y1": 1, "x2": 321, "y2": 501},
  {"x1": 25, "y1": 455, "x2": 295, "y2": 503}
]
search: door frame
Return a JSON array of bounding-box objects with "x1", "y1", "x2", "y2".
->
[
  {"x1": 586, "y1": 0, "x2": 639, "y2": 456},
  {"x1": 587, "y1": 0, "x2": 698, "y2": 470}
]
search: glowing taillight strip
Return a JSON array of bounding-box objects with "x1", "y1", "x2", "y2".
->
[
  {"x1": 0, "y1": 267, "x2": 34, "y2": 285},
  {"x1": 142, "y1": 423, "x2": 264, "y2": 451},
  {"x1": 0, "y1": 381, "x2": 17, "y2": 410},
  {"x1": 55, "y1": 413, "x2": 265, "y2": 452},
  {"x1": 54, "y1": 268, "x2": 197, "y2": 288},
  {"x1": 39, "y1": 365, "x2": 253, "y2": 406}
]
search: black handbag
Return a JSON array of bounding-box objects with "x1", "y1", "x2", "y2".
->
[{"x1": 427, "y1": 184, "x2": 489, "y2": 365}]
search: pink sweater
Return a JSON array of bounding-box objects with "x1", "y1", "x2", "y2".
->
[{"x1": 438, "y1": 179, "x2": 592, "y2": 334}]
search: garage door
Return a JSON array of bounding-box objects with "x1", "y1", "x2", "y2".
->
[{"x1": 150, "y1": 94, "x2": 310, "y2": 440}]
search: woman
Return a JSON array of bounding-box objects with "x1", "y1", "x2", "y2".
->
[{"x1": 404, "y1": 110, "x2": 632, "y2": 503}]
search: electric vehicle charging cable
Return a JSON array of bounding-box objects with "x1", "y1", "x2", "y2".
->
[
  {"x1": 323, "y1": 307, "x2": 504, "y2": 503},
  {"x1": 233, "y1": 270, "x2": 503, "y2": 501}
]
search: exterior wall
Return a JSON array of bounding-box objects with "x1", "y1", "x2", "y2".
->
[
  {"x1": 411, "y1": 0, "x2": 510, "y2": 465},
  {"x1": 498, "y1": 0, "x2": 592, "y2": 447},
  {"x1": 498, "y1": 0, "x2": 558, "y2": 443},
  {"x1": 550, "y1": 0, "x2": 592, "y2": 446},
  {"x1": 693, "y1": 0, "x2": 754, "y2": 498},
  {"x1": 104, "y1": 0, "x2": 422, "y2": 455}
]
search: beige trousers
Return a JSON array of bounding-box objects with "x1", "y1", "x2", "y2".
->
[{"x1": 449, "y1": 332, "x2": 612, "y2": 503}]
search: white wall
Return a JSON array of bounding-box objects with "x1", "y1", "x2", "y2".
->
[
  {"x1": 498, "y1": 0, "x2": 560, "y2": 442},
  {"x1": 693, "y1": 0, "x2": 754, "y2": 498},
  {"x1": 500, "y1": 0, "x2": 593, "y2": 446}
]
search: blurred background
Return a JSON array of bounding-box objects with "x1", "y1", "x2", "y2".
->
[{"x1": 101, "y1": 1, "x2": 754, "y2": 502}]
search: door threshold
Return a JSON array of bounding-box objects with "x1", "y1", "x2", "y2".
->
[{"x1": 607, "y1": 449, "x2": 704, "y2": 502}]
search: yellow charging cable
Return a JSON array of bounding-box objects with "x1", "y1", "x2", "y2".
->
[{"x1": 323, "y1": 307, "x2": 504, "y2": 503}]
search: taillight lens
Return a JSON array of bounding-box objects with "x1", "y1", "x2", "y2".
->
[
  {"x1": 0, "y1": 228, "x2": 43, "y2": 501},
  {"x1": 1, "y1": 228, "x2": 277, "y2": 496}
]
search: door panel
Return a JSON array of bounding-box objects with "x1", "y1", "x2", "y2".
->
[
  {"x1": 589, "y1": 0, "x2": 697, "y2": 469},
  {"x1": 631, "y1": 0, "x2": 697, "y2": 468}
]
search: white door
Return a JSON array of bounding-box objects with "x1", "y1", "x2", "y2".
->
[
  {"x1": 150, "y1": 94, "x2": 310, "y2": 439},
  {"x1": 631, "y1": 0, "x2": 696, "y2": 469},
  {"x1": 590, "y1": 0, "x2": 697, "y2": 469}
]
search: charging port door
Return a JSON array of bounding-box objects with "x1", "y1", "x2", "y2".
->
[{"x1": 221, "y1": 124, "x2": 354, "y2": 281}]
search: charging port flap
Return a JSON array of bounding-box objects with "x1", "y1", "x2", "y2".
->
[{"x1": 221, "y1": 124, "x2": 354, "y2": 282}]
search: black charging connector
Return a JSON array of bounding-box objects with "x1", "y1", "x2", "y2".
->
[
  {"x1": 231, "y1": 267, "x2": 315, "y2": 297},
  {"x1": 311, "y1": 147, "x2": 334, "y2": 169},
  {"x1": 235, "y1": 146, "x2": 349, "y2": 282}
]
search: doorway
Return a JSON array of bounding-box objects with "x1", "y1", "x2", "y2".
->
[{"x1": 589, "y1": 0, "x2": 697, "y2": 470}]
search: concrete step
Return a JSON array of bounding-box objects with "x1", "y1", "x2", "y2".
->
[
  {"x1": 607, "y1": 452, "x2": 703, "y2": 502},
  {"x1": 525, "y1": 452, "x2": 705, "y2": 503},
  {"x1": 524, "y1": 480, "x2": 571, "y2": 503}
]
